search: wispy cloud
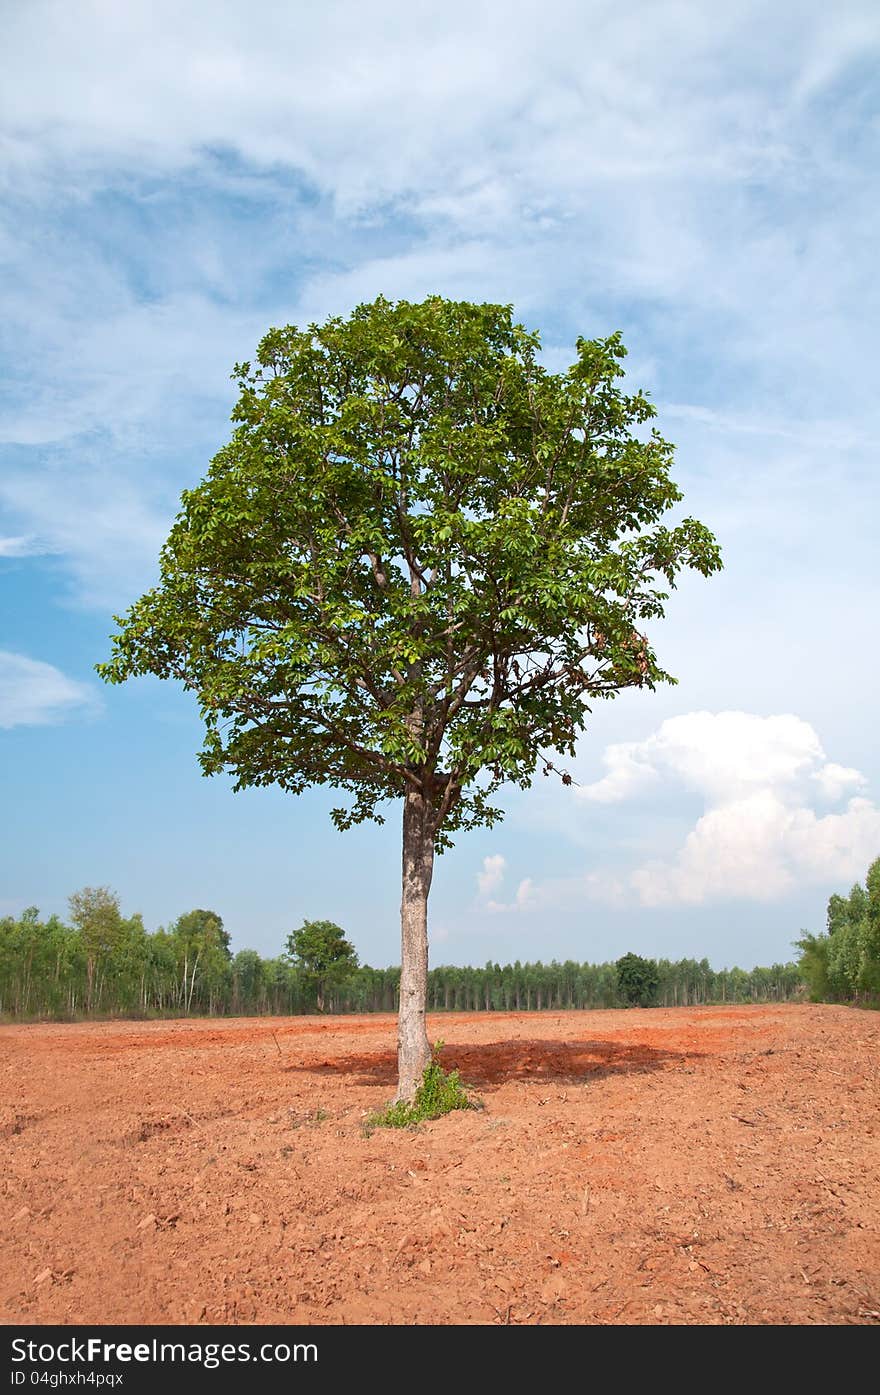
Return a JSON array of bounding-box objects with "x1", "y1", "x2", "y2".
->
[
  {"x1": 1, "y1": 2, "x2": 878, "y2": 613},
  {"x1": 0, "y1": 651, "x2": 101, "y2": 728},
  {"x1": 0, "y1": 535, "x2": 58, "y2": 558},
  {"x1": 5, "y1": 3, "x2": 878, "y2": 204}
]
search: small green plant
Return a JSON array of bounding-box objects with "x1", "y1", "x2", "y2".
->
[{"x1": 368, "y1": 1042, "x2": 472, "y2": 1128}]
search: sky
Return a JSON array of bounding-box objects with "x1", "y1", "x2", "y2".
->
[{"x1": 2, "y1": 0, "x2": 879, "y2": 970}]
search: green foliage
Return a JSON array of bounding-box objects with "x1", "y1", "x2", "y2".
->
[
  {"x1": 173, "y1": 909, "x2": 231, "y2": 958},
  {"x1": 285, "y1": 919, "x2": 359, "y2": 1010},
  {"x1": 795, "y1": 932, "x2": 832, "y2": 1002},
  {"x1": 796, "y1": 856, "x2": 880, "y2": 1004},
  {"x1": 615, "y1": 951, "x2": 660, "y2": 1007},
  {"x1": 369, "y1": 1043, "x2": 472, "y2": 1128},
  {"x1": 826, "y1": 893, "x2": 848, "y2": 936},
  {"x1": 98, "y1": 295, "x2": 721, "y2": 850},
  {"x1": 168, "y1": 908, "x2": 232, "y2": 1013},
  {"x1": 67, "y1": 887, "x2": 147, "y2": 1012},
  {"x1": 862, "y1": 858, "x2": 880, "y2": 996}
]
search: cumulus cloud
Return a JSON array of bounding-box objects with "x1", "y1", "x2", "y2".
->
[
  {"x1": 487, "y1": 879, "x2": 538, "y2": 916},
  {"x1": 632, "y1": 792, "x2": 880, "y2": 907},
  {"x1": 477, "y1": 854, "x2": 506, "y2": 897},
  {"x1": 579, "y1": 711, "x2": 826, "y2": 805},
  {"x1": 476, "y1": 712, "x2": 879, "y2": 914},
  {"x1": 812, "y1": 762, "x2": 866, "y2": 801},
  {"x1": 578, "y1": 711, "x2": 880, "y2": 906},
  {"x1": 577, "y1": 744, "x2": 661, "y2": 804},
  {"x1": 475, "y1": 854, "x2": 538, "y2": 914},
  {"x1": 0, "y1": 651, "x2": 100, "y2": 728}
]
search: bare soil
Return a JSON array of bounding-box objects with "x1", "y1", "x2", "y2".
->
[{"x1": 1, "y1": 1004, "x2": 878, "y2": 1325}]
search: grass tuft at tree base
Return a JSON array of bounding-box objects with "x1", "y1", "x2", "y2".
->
[{"x1": 368, "y1": 1042, "x2": 473, "y2": 1128}]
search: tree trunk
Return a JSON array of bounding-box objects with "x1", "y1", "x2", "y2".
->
[{"x1": 397, "y1": 786, "x2": 434, "y2": 1100}]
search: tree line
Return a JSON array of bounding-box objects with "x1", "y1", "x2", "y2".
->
[
  {"x1": 0, "y1": 886, "x2": 802, "y2": 1020},
  {"x1": 796, "y1": 856, "x2": 880, "y2": 1005}
]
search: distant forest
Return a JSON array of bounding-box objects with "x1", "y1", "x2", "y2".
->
[{"x1": 0, "y1": 887, "x2": 802, "y2": 1020}]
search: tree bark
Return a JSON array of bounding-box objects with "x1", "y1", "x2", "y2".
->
[{"x1": 397, "y1": 785, "x2": 434, "y2": 1100}]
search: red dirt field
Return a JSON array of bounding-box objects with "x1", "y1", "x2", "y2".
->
[{"x1": 1, "y1": 1003, "x2": 878, "y2": 1326}]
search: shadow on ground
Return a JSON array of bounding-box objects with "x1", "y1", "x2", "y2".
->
[{"x1": 285, "y1": 1038, "x2": 701, "y2": 1088}]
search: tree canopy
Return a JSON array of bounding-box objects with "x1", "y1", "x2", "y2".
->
[
  {"x1": 285, "y1": 918, "x2": 359, "y2": 1011},
  {"x1": 99, "y1": 295, "x2": 720, "y2": 842},
  {"x1": 798, "y1": 855, "x2": 880, "y2": 1002},
  {"x1": 615, "y1": 951, "x2": 660, "y2": 1007}
]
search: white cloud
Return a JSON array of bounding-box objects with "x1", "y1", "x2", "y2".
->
[
  {"x1": 574, "y1": 711, "x2": 880, "y2": 906},
  {"x1": 578, "y1": 743, "x2": 661, "y2": 804},
  {"x1": 514, "y1": 877, "x2": 536, "y2": 911},
  {"x1": 0, "y1": 651, "x2": 100, "y2": 728},
  {"x1": 1, "y1": 1, "x2": 879, "y2": 617},
  {"x1": 632, "y1": 791, "x2": 880, "y2": 906},
  {"x1": 487, "y1": 869, "x2": 627, "y2": 914},
  {"x1": 579, "y1": 711, "x2": 826, "y2": 805},
  {"x1": 0, "y1": 535, "x2": 56, "y2": 558},
  {"x1": 477, "y1": 854, "x2": 506, "y2": 897},
  {"x1": 477, "y1": 854, "x2": 539, "y2": 914},
  {"x1": 487, "y1": 878, "x2": 538, "y2": 915},
  {"x1": 813, "y1": 763, "x2": 866, "y2": 801},
  {"x1": 4, "y1": 2, "x2": 877, "y2": 209}
]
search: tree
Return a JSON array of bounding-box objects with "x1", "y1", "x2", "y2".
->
[
  {"x1": 796, "y1": 857, "x2": 880, "y2": 1003},
  {"x1": 68, "y1": 886, "x2": 125, "y2": 1012},
  {"x1": 616, "y1": 951, "x2": 660, "y2": 1007},
  {"x1": 826, "y1": 893, "x2": 847, "y2": 935},
  {"x1": 169, "y1": 908, "x2": 231, "y2": 1013},
  {"x1": 173, "y1": 908, "x2": 232, "y2": 958},
  {"x1": 232, "y1": 948, "x2": 266, "y2": 1013},
  {"x1": 98, "y1": 295, "x2": 721, "y2": 1097},
  {"x1": 860, "y1": 857, "x2": 880, "y2": 995},
  {"x1": 285, "y1": 919, "x2": 359, "y2": 1012}
]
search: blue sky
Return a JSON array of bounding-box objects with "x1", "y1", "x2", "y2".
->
[{"x1": 2, "y1": 0, "x2": 879, "y2": 969}]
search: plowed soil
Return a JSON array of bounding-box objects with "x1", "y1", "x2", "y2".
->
[{"x1": 1, "y1": 1004, "x2": 878, "y2": 1325}]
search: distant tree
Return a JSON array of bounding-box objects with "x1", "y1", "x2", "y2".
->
[
  {"x1": 231, "y1": 948, "x2": 265, "y2": 1013},
  {"x1": 0, "y1": 908, "x2": 77, "y2": 1016},
  {"x1": 98, "y1": 295, "x2": 721, "y2": 1097},
  {"x1": 826, "y1": 893, "x2": 848, "y2": 936},
  {"x1": 827, "y1": 883, "x2": 867, "y2": 998},
  {"x1": 173, "y1": 909, "x2": 231, "y2": 958},
  {"x1": 168, "y1": 908, "x2": 231, "y2": 1013},
  {"x1": 615, "y1": 951, "x2": 659, "y2": 1007},
  {"x1": 285, "y1": 919, "x2": 359, "y2": 1012},
  {"x1": 68, "y1": 886, "x2": 125, "y2": 1011}
]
